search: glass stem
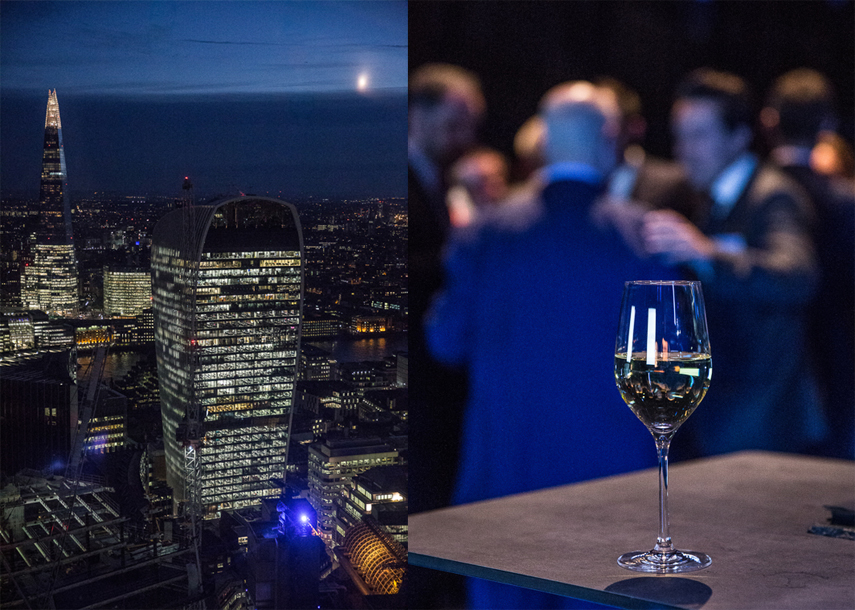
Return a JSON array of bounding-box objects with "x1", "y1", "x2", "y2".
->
[{"x1": 653, "y1": 435, "x2": 673, "y2": 554}]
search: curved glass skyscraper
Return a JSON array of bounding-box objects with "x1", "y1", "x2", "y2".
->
[{"x1": 151, "y1": 197, "x2": 304, "y2": 517}]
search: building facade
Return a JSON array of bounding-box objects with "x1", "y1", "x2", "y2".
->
[
  {"x1": 103, "y1": 267, "x2": 152, "y2": 317},
  {"x1": 152, "y1": 197, "x2": 304, "y2": 516},
  {"x1": 0, "y1": 350, "x2": 78, "y2": 476},
  {"x1": 21, "y1": 90, "x2": 78, "y2": 317},
  {"x1": 307, "y1": 437, "x2": 401, "y2": 549}
]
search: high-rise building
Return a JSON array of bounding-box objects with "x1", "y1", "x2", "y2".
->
[
  {"x1": 103, "y1": 267, "x2": 152, "y2": 317},
  {"x1": 21, "y1": 90, "x2": 78, "y2": 317},
  {"x1": 151, "y1": 197, "x2": 304, "y2": 517}
]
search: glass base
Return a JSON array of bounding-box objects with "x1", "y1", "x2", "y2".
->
[{"x1": 617, "y1": 549, "x2": 711, "y2": 574}]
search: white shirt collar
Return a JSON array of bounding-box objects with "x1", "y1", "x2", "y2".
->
[
  {"x1": 710, "y1": 152, "x2": 757, "y2": 211},
  {"x1": 541, "y1": 162, "x2": 604, "y2": 186}
]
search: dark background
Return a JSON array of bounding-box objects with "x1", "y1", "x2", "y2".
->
[{"x1": 409, "y1": 1, "x2": 854, "y2": 165}]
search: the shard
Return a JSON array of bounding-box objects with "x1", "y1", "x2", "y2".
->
[{"x1": 22, "y1": 90, "x2": 78, "y2": 316}]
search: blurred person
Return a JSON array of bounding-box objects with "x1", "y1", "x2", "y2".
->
[
  {"x1": 512, "y1": 114, "x2": 547, "y2": 181},
  {"x1": 811, "y1": 130, "x2": 855, "y2": 180},
  {"x1": 761, "y1": 68, "x2": 854, "y2": 459},
  {"x1": 644, "y1": 68, "x2": 826, "y2": 458},
  {"x1": 597, "y1": 77, "x2": 699, "y2": 222},
  {"x1": 408, "y1": 63, "x2": 484, "y2": 609},
  {"x1": 446, "y1": 147, "x2": 511, "y2": 228},
  {"x1": 426, "y1": 81, "x2": 674, "y2": 609}
]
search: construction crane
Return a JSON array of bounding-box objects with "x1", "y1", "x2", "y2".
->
[
  {"x1": 179, "y1": 176, "x2": 205, "y2": 608},
  {"x1": 65, "y1": 345, "x2": 108, "y2": 482},
  {"x1": 38, "y1": 343, "x2": 110, "y2": 609}
]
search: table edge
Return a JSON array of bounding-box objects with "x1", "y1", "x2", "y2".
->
[{"x1": 409, "y1": 552, "x2": 689, "y2": 610}]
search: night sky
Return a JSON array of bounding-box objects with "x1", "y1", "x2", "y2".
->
[{"x1": 1, "y1": 1, "x2": 407, "y2": 198}]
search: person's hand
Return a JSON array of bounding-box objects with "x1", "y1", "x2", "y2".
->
[{"x1": 642, "y1": 209, "x2": 715, "y2": 264}]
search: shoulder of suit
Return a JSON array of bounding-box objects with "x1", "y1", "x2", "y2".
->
[{"x1": 750, "y1": 163, "x2": 811, "y2": 204}]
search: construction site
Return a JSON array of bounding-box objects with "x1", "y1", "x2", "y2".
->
[{"x1": 0, "y1": 470, "x2": 200, "y2": 609}]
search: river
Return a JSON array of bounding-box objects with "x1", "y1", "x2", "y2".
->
[{"x1": 78, "y1": 332, "x2": 408, "y2": 382}]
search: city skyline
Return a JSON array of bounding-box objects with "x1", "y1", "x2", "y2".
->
[
  {"x1": 0, "y1": 1, "x2": 407, "y2": 197},
  {"x1": 1, "y1": 79, "x2": 409, "y2": 607}
]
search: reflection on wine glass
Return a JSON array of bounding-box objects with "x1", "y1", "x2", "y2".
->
[{"x1": 614, "y1": 280, "x2": 712, "y2": 573}]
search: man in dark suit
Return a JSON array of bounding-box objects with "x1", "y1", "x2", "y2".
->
[
  {"x1": 598, "y1": 77, "x2": 700, "y2": 223},
  {"x1": 762, "y1": 68, "x2": 855, "y2": 459},
  {"x1": 409, "y1": 64, "x2": 485, "y2": 515},
  {"x1": 644, "y1": 69, "x2": 826, "y2": 457},
  {"x1": 425, "y1": 81, "x2": 673, "y2": 609},
  {"x1": 408, "y1": 63, "x2": 485, "y2": 610}
]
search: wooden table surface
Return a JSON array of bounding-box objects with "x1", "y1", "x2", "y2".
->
[{"x1": 409, "y1": 451, "x2": 855, "y2": 609}]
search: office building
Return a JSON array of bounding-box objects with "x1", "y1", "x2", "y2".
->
[
  {"x1": 151, "y1": 197, "x2": 304, "y2": 516},
  {"x1": 307, "y1": 437, "x2": 401, "y2": 549},
  {"x1": 82, "y1": 385, "x2": 128, "y2": 454},
  {"x1": 0, "y1": 350, "x2": 78, "y2": 476},
  {"x1": 0, "y1": 310, "x2": 74, "y2": 364},
  {"x1": 334, "y1": 465, "x2": 407, "y2": 546},
  {"x1": 103, "y1": 267, "x2": 152, "y2": 317},
  {"x1": 300, "y1": 344, "x2": 333, "y2": 381},
  {"x1": 21, "y1": 90, "x2": 78, "y2": 317}
]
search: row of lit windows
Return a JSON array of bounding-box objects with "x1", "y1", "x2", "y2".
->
[
  {"x1": 205, "y1": 425, "x2": 288, "y2": 439},
  {"x1": 198, "y1": 309, "x2": 299, "y2": 321},
  {"x1": 201, "y1": 458, "x2": 284, "y2": 473},
  {"x1": 200, "y1": 392, "x2": 291, "y2": 405},
  {"x1": 196, "y1": 279, "x2": 301, "y2": 294},
  {"x1": 198, "y1": 368, "x2": 293, "y2": 380},
  {"x1": 89, "y1": 424, "x2": 123, "y2": 433},
  {"x1": 201, "y1": 465, "x2": 285, "y2": 484},
  {"x1": 193, "y1": 335, "x2": 295, "y2": 347},
  {"x1": 200, "y1": 267, "x2": 301, "y2": 278},
  {"x1": 198, "y1": 379, "x2": 293, "y2": 392},
  {"x1": 200, "y1": 450, "x2": 286, "y2": 467},
  {"x1": 208, "y1": 408, "x2": 288, "y2": 420},
  {"x1": 203, "y1": 250, "x2": 300, "y2": 260},
  {"x1": 199, "y1": 347, "x2": 297, "y2": 358}
]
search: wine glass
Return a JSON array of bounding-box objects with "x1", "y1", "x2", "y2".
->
[{"x1": 614, "y1": 280, "x2": 712, "y2": 573}]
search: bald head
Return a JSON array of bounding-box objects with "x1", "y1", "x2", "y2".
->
[{"x1": 538, "y1": 81, "x2": 621, "y2": 175}]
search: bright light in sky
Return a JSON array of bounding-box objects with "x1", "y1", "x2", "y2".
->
[{"x1": 0, "y1": 1, "x2": 407, "y2": 96}]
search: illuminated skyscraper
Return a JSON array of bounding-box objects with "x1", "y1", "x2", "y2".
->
[
  {"x1": 21, "y1": 90, "x2": 78, "y2": 317},
  {"x1": 151, "y1": 197, "x2": 304, "y2": 516},
  {"x1": 103, "y1": 267, "x2": 152, "y2": 317}
]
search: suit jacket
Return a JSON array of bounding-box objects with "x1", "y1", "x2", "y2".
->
[
  {"x1": 778, "y1": 164, "x2": 855, "y2": 459},
  {"x1": 633, "y1": 156, "x2": 702, "y2": 222},
  {"x1": 408, "y1": 164, "x2": 468, "y2": 513},
  {"x1": 679, "y1": 163, "x2": 826, "y2": 456},
  {"x1": 427, "y1": 177, "x2": 676, "y2": 505}
]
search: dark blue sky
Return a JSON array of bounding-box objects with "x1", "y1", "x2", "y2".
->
[{"x1": 1, "y1": 1, "x2": 407, "y2": 197}]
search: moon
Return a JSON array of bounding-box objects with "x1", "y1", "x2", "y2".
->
[{"x1": 357, "y1": 73, "x2": 369, "y2": 92}]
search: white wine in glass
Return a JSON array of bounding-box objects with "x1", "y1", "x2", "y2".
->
[{"x1": 614, "y1": 280, "x2": 712, "y2": 573}]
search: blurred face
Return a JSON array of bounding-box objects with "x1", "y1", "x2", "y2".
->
[
  {"x1": 412, "y1": 92, "x2": 481, "y2": 167},
  {"x1": 672, "y1": 98, "x2": 748, "y2": 190},
  {"x1": 453, "y1": 152, "x2": 509, "y2": 207}
]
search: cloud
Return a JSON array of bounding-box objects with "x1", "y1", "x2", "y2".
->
[{"x1": 183, "y1": 39, "x2": 293, "y2": 47}]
